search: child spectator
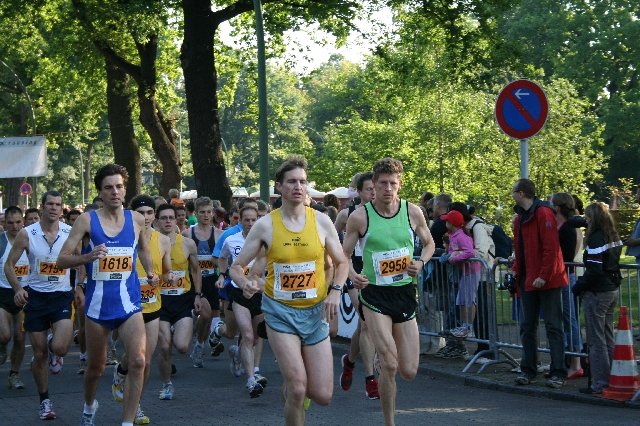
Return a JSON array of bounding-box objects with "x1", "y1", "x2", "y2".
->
[{"x1": 440, "y1": 210, "x2": 481, "y2": 339}]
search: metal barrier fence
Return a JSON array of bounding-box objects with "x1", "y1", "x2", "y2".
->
[{"x1": 416, "y1": 256, "x2": 640, "y2": 374}]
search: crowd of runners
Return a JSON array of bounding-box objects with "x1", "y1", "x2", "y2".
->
[{"x1": 0, "y1": 157, "x2": 435, "y2": 426}]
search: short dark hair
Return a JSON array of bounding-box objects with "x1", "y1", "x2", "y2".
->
[
  {"x1": 275, "y1": 155, "x2": 307, "y2": 183},
  {"x1": 514, "y1": 178, "x2": 536, "y2": 199},
  {"x1": 5, "y1": 206, "x2": 23, "y2": 217},
  {"x1": 41, "y1": 190, "x2": 62, "y2": 206},
  {"x1": 357, "y1": 172, "x2": 374, "y2": 191},
  {"x1": 94, "y1": 164, "x2": 129, "y2": 191},
  {"x1": 450, "y1": 202, "x2": 472, "y2": 222},
  {"x1": 372, "y1": 158, "x2": 403, "y2": 181},
  {"x1": 155, "y1": 203, "x2": 176, "y2": 219},
  {"x1": 185, "y1": 200, "x2": 195, "y2": 213},
  {"x1": 66, "y1": 209, "x2": 82, "y2": 221},
  {"x1": 84, "y1": 203, "x2": 99, "y2": 212},
  {"x1": 25, "y1": 207, "x2": 40, "y2": 216}
]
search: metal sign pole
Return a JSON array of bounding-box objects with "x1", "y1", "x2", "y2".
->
[{"x1": 520, "y1": 138, "x2": 529, "y2": 179}]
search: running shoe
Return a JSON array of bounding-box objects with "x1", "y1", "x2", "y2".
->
[
  {"x1": 190, "y1": 342, "x2": 204, "y2": 368},
  {"x1": 247, "y1": 376, "x2": 264, "y2": 398},
  {"x1": 159, "y1": 382, "x2": 174, "y2": 400},
  {"x1": 77, "y1": 359, "x2": 87, "y2": 375},
  {"x1": 39, "y1": 398, "x2": 56, "y2": 420},
  {"x1": 47, "y1": 334, "x2": 63, "y2": 374},
  {"x1": 80, "y1": 400, "x2": 98, "y2": 426},
  {"x1": 106, "y1": 345, "x2": 118, "y2": 366},
  {"x1": 228, "y1": 345, "x2": 244, "y2": 378},
  {"x1": 514, "y1": 374, "x2": 535, "y2": 385},
  {"x1": 546, "y1": 375, "x2": 565, "y2": 389},
  {"x1": 365, "y1": 376, "x2": 380, "y2": 400},
  {"x1": 0, "y1": 343, "x2": 7, "y2": 365},
  {"x1": 134, "y1": 404, "x2": 150, "y2": 425},
  {"x1": 254, "y1": 372, "x2": 268, "y2": 388},
  {"x1": 8, "y1": 372, "x2": 24, "y2": 390},
  {"x1": 112, "y1": 363, "x2": 125, "y2": 402},
  {"x1": 73, "y1": 329, "x2": 79, "y2": 344},
  {"x1": 209, "y1": 321, "x2": 225, "y2": 356},
  {"x1": 434, "y1": 344, "x2": 454, "y2": 358},
  {"x1": 340, "y1": 354, "x2": 354, "y2": 391}
]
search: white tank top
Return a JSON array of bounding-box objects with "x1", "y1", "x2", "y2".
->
[
  {"x1": 25, "y1": 222, "x2": 72, "y2": 292},
  {"x1": 0, "y1": 233, "x2": 30, "y2": 289}
]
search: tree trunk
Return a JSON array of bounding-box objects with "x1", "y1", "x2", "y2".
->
[
  {"x1": 136, "y1": 35, "x2": 181, "y2": 198},
  {"x1": 3, "y1": 178, "x2": 21, "y2": 208},
  {"x1": 105, "y1": 58, "x2": 141, "y2": 205},
  {"x1": 83, "y1": 140, "x2": 94, "y2": 205},
  {"x1": 181, "y1": 0, "x2": 232, "y2": 208}
]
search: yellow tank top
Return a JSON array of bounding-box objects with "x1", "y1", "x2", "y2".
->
[
  {"x1": 161, "y1": 234, "x2": 192, "y2": 296},
  {"x1": 266, "y1": 207, "x2": 325, "y2": 308},
  {"x1": 136, "y1": 230, "x2": 163, "y2": 314}
]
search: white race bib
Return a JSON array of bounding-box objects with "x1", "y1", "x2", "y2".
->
[
  {"x1": 273, "y1": 261, "x2": 317, "y2": 301},
  {"x1": 198, "y1": 255, "x2": 215, "y2": 276},
  {"x1": 92, "y1": 247, "x2": 134, "y2": 281},
  {"x1": 36, "y1": 255, "x2": 66, "y2": 282},
  {"x1": 371, "y1": 247, "x2": 411, "y2": 285},
  {"x1": 160, "y1": 270, "x2": 187, "y2": 295},
  {"x1": 0, "y1": 258, "x2": 30, "y2": 284}
]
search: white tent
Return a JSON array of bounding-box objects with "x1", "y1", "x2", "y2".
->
[
  {"x1": 248, "y1": 186, "x2": 326, "y2": 199},
  {"x1": 327, "y1": 186, "x2": 351, "y2": 198},
  {"x1": 181, "y1": 187, "x2": 249, "y2": 200}
]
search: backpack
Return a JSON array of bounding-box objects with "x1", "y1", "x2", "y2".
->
[{"x1": 470, "y1": 219, "x2": 513, "y2": 259}]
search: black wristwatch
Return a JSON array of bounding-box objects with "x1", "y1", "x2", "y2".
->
[
  {"x1": 194, "y1": 292, "x2": 203, "y2": 297},
  {"x1": 329, "y1": 283, "x2": 343, "y2": 292},
  {"x1": 220, "y1": 271, "x2": 228, "y2": 278}
]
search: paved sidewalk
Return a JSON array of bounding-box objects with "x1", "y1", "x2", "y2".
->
[{"x1": 418, "y1": 350, "x2": 640, "y2": 409}]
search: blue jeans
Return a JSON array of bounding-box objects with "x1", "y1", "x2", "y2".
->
[
  {"x1": 519, "y1": 286, "x2": 567, "y2": 379},
  {"x1": 561, "y1": 273, "x2": 583, "y2": 352},
  {"x1": 583, "y1": 290, "x2": 618, "y2": 391}
]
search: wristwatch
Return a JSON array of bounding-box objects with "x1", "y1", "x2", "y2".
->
[
  {"x1": 194, "y1": 292, "x2": 203, "y2": 297},
  {"x1": 329, "y1": 283, "x2": 343, "y2": 292}
]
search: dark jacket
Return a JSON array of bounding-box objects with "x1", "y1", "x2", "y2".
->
[
  {"x1": 573, "y1": 230, "x2": 622, "y2": 294},
  {"x1": 512, "y1": 199, "x2": 567, "y2": 292}
]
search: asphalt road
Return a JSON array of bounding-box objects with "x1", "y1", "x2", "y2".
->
[{"x1": 1, "y1": 338, "x2": 638, "y2": 425}]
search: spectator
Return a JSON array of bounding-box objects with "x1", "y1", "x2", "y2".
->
[
  {"x1": 511, "y1": 178, "x2": 567, "y2": 389},
  {"x1": 185, "y1": 200, "x2": 197, "y2": 226},
  {"x1": 430, "y1": 194, "x2": 452, "y2": 251},
  {"x1": 168, "y1": 188, "x2": 185, "y2": 208},
  {"x1": 573, "y1": 202, "x2": 623, "y2": 395},
  {"x1": 323, "y1": 194, "x2": 340, "y2": 210},
  {"x1": 24, "y1": 207, "x2": 40, "y2": 226},
  {"x1": 550, "y1": 192, "x2": 583, "y2": 379},
  {"x1": 92, "y1": 196, "x2": 103, "y2": 209},
  {"x1": 624, "y1": 185, "x2": 640, "y2": 263}
]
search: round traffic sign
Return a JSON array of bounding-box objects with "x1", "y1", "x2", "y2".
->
[
  {"x1": 495, "y1": 79, "x2": 549, "y2": 139},
  {"x1": 20, "y1": 182, "x2": 32, "y2": 196}
]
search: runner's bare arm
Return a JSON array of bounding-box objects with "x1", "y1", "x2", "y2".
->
[
  {"x1": 407, "y1": 202, "x2": 435, "y2": 276},
  {"x1": 4, "y1": 229, "x2": 30, "y2": 302},
  {"x1": 319, "y1": 212, "x2": 348, "y2": 321},
  {"x1": 230, "y1": 217, "x2": 270, "y2": 297},
  {"x1": 334, "y1": 208, "x2": 348, "y2": 234},
  {"x1": 342, "y1": 208, "x2": 369, "y2": 288},
  {"x1": 186, "y1": 238, "x2": 203, "y2": 312},
  {"x1": 134, "y1": 212, "x2": 158, "y2": 285},
  {"x1": 58, "y1": 213, "x2": 107, "y2": 269}
]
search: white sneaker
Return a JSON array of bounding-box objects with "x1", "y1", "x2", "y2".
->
[
  {"x1": 247, "y1": 376, "x2": 264, "y2": 398},
  {"x1": 190, "y1": 342, "x2": 204, "y2": 368},
  {"x1": 134, "y1": 404, "x2": 150, "y2": 425},
  {"x1": 112, "y1": 363, "x2": 125, "y2": 402},
  {"x1": 39, "y1": 398, "x2": 56, "y2": 420},
  {"x1": 80, "y1": 400, "x2": 98, "y2": 426},
  {"x1": 228, "y1": 345, "x2": 244, "y2": 377}
]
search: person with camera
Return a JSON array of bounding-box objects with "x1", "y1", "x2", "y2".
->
[
  {"x1": 511, "y1": 178, "x2": 568, "y2": 389},
  {"x1": 572, "y1": 202, "x2": 623, "y2": 395}
]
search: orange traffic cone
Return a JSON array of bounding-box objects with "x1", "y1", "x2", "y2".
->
[{"x1": 601, "y1": 306, "x2": 640, "y2": 401}]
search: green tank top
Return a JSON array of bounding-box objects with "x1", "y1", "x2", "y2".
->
[{"x1": 361, "y1": 200, "x2": 414, "y2": 286}]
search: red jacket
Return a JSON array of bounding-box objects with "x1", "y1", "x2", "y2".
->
[{"x1": 512, "y1": 199, "x2": 567, "y2": 292}]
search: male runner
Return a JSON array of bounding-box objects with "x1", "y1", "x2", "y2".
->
[
  {"x1": 156, "y1": 203, "x2": 210, "y2": 400},
  {"x1": 24, "y1": 207, "x2": 40, "y2": 226},
  {"x1": 0, "y1": 206, "x2": 28, "y2": 390},
  {"x1": 182, "y1": 197, "x2": 219, "y2": 364},
  {"x1": 58, "y1": 164, "x2": 159, "y2": 426},
  {"x1": 218, "y1": 204, "x2": 267, "y2": 397},
  {"x1": 5, "y1": 192, "x2": 74, "y2": 420},
  {"x1": 342, "y1": 158, "x2": 435, "y2": 426},
  {"x1": 112, "y1": 195, "x2": 172, "y2": 425},
  {"x1": 334, "y1": 171, "x2": 379, "y2": 399},
  {"x1": 230, "y1": 155, "x2": 348, "y2": 425}
]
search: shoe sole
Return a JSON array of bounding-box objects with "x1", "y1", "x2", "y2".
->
[{"x1": 249, "y1": 385, "x2": 263, "y2": 398}]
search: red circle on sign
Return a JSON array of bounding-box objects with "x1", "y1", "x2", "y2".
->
[
  {"x1": 20, "y1": 183, "x2": 32, "y2": 196},
  {"x1": 495, "y1": 79, "x2": 549, "y2": 139}
]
